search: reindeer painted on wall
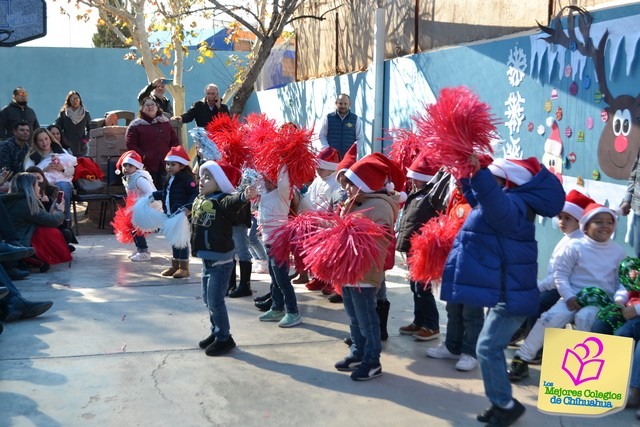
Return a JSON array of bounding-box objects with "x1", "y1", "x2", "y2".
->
[{"x1": 538, "y1": 6, "x2": 640, "y2": 180}]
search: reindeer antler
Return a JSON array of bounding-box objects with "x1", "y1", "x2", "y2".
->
[{"x1": 538, "y1": 5, "x2": 613, "y2": 104}]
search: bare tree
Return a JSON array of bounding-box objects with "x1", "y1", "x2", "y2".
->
[{"x1": 208, "y1": 0, "x2": 338, "y2": 115}]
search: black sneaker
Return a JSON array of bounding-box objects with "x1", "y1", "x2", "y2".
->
[
  {"x1": 198, "y1": 333, "x2": 216, "y2": 349},
  {"x1": 477, "y1": 404, "x2": 498, "y2": 422},
  {"x1": 205, "y1": 336, "x2": 236, "y2": 356},
  {"x1": 486, "y1": 399, "x2": 525, "y2": 426},
  {"x1": 334, "y1": 356, "x2": 362, "y2": 371},
  {"x1": 343, "y1": 337, "x2": 353, "y2": 346},
  {"x1": 508, "y1": 356, "x2": 529, "y2": 381},
  {"x1": 350, "y1": 362, "x2": 382, "y2": 381},
  {"x1": 254, "y1": 292, "x2": 271, "y2": 303},
  {"x1": 254, "y1": 298, "x2": 272, "y2": 312}
]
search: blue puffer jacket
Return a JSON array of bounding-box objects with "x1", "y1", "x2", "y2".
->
[{"x1": 440, "y1": 166, "x2": 565, "y2": 316}]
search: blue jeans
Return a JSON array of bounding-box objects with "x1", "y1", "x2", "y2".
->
[
  {"x1": 376, "y1": 279, "x2": 387, "y2": 301},
  {"x1": 594, "y1": 316, "x2": 640, "y2": 338},
  {"x1": 232, "y1": 225, "x2": 251, "y2": 262},
  {"x1": 201, "y1": 260, "x2": 234, "y2": 341},
  {"x1": 172, "y1": 245, "x2": 189, "y2": 260},
  {"x1": 445, "y1": 302, "x2": 485, "y2": 357},
  {"x1": 343, "y1": 286, "x2": 381, "y2": 365},
  {"x1": 57, "y1": 181, "x2": 73, "y2": 221},
  {"x1": 248, "y1": 216, "x2": 267, "y2": 261},
  {"x1": 411, "y1": 281, "x2": 439, "y2": 330},
  {"x1": 267, "y1": 252, "x2": 298, "y2": 314},
  {"x1": 634, "y1": 213, "x2": 640, "y2": 258},
  {"x1": 476, "y1": 303, "x2": 527, "y2": 408}
]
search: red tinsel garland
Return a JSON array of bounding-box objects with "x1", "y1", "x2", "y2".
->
[
  {"x1": 299, "y1": 212, "x2": 391, "y2": 287},
  {"x1": 407, "y1": 213, "x2": 464, "y2": 284},
  {"x1": 111, "y1": 196, "x2": 145, "y2": 244},
  {"x1": 205, "y1": 114, "x2": 252, "y2": 169},
  {"x1": 414, "y1": 86, "x2": 498, "y2": 180}
]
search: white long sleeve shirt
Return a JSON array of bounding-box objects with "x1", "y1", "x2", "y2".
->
[
  {"x1": 258, "y1": 168, "x2": 291, "y2": 245},
  {"x1": 304, "y1": 172, "x2": 341, "y2": 213},
  {"x1": 538, "y1": 228, "x2": 583, "y2": 292},
  {"x1": 553, "y1": 235, "x2": 627, "y2": 300}
]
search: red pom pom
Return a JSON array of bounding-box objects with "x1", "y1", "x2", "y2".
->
[
  {"x1": 299, "y1": 212, "x2": 391, "y2": 286},
  {"x1": 407, "y1": 213, "x2": 464, "y2": 284},
  {"x1": 247, "y1": 117, "x2": 316, "y2": 188},
  {"x1": 414, "y1": 86, "x2": 498, "y2": 180},
  {"x1": 205, "y1": 114, "x2": 251, "y2": 169},
  {"x1": 384, "y1": 128, "x2": 421, "y2": 171},
  {"x1": 111, "y1": 196, "x2": 146, "y2": 244},
  {"x1": 269, "y1": 211, "x2": 332, "y2": 269}
]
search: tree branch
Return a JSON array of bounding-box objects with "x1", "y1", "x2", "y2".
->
[
  {"x1": 286, "y1": 5, "x2": 343, "y2": 25},
  {"x1": 207, "y1": 0, "x2": 266, "y2": 40}
]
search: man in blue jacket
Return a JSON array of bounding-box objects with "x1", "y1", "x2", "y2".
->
[
  {"x1": 317, "y1": 93, "x2": 364, "y2": 159},
  {"x1": 441, "y1": 156, "x2": 564, "y2": 427}
]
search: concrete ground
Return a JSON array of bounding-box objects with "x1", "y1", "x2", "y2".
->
[{"x1": 1, "y1": 219, "x2": 639, "y2": 426}]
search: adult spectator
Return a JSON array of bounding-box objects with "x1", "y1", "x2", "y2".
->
[
  {"x1": 173, "y1": 84, "x2": 229, "y2": 127},
  {"x1": 0, "y1": 121, "x2": 31, "y2": 175},
  {"x1": 317, "y1": 93, "x2": 364, "y2": 158},
  {"x1": 138, "y1": 77, "x2": 173, "y2": 115},
  {"x1": 55, "y1": 91, "x2": 92, "y2": 156},
  {"x1": 126, "y1": 97, "x2": 180, "y2": 189},
  {"x1": 0, "y1": 87, "x2": 40, "y2": 139}
]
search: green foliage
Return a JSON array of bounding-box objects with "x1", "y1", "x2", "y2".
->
[{"x1": 92, "y1": 15, "x2": 131, "y2": 48}]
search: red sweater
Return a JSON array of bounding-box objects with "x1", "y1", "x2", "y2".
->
[{"x1": 125, "y1": 114, "x2": 180, "y2": 173}]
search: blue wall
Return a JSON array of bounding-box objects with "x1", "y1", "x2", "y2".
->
[{"x1": 0, "y1": 47, "x2": 245, "y2": 127}]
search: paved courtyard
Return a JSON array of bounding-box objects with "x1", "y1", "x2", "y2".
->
[{"x1": 1, "y1": 230, "x2": 638, "y2": 426}]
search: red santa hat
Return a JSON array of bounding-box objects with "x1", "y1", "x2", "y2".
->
[
  {"x1": 199, "y1": 160, "x2": 241, "y2": 194},
  {"x1": 563, "y1": 189, "x2": 594, "y2": 221},
  {"x1": 115, "y1": 150, "x2": 144, "y2": 174},
  {"x1": 545, "y1": 121, "x2": 563, "y2": 157},
  {"x1": 406, "y1": 152, "x2": 439, "y2": 182},
  {"x1": 336, "y1": 143, "x2": 358, "y2": 176},
  {"x1": 317, "y1": 147, "x2": 340, "y2": 171},
  {"x1": 345, "y1": 153, "x2": 405, "y2": 194},
  {"x1": 164, "y1": 145, "x2": 191, "y2": 166},
  {"x1": 487, "y1": 157, "x2": 542, "y2": 186},
  {"x1": 579, "y1": 202, "x2": 617, "y2": 232}
]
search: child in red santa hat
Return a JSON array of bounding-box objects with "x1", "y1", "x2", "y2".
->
[
  {"x1": 150, "y1": 145, "x2": 197, "y2": 278},
  {"x1": 333, "y1": 152, "x2": 403, "y2": 381},
  {"x1": 116, "y1": 150, "x2": 156, "y2": 262},
  {"x1": 193, "y1": 160, "x2": 255, "y2": 356}
]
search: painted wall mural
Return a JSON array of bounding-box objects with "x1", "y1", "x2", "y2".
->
[{"x1": 531, "y1": 6, "x2": 640, "y2": 180}]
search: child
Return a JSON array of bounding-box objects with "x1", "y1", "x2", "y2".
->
[
  {"x1": 152, "y1": 146, "x2": 197, "y2": 278},
  {"x1": 333, "y1": 153, "x2": 402, "y2": 381},
  {"x1": 397, "y1": 153, "x2": 450, "y2": 341},
  {"x1": 304, "y1": 147, "x2": 342, "y2": 292},
  {"x1": 508, "y1": 202, "x2": 626, "y2": 382},
  {"x1": 426, "y1": 181, "x2": 483, "y2": 371},
  {"x1": 193, "y1": 160, "x2": 254, "y2": 356},
  {"x1": 440, "y1": 157, "x2": 564, "y2": 426},
  {"x1": 115, "y1": 150, "x2": 156, "y2": 262},
  {"x1": 257, "y1": 166, "x2": 303, "y2": 328}
]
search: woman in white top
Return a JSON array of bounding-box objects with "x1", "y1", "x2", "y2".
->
[{"x1": 24, "y1": 128, "x2": 77, "y2": 225}]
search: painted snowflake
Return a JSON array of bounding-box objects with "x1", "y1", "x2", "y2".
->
[
  {"x1": 504, "y1": 91, "x2": 526, "y2": 135},
  {"x1": 504, "y1": 135, "x2": 523, "y2": 159},
  {"x1": 507, "y1": 46, "x2": 527, "y2": 87}
]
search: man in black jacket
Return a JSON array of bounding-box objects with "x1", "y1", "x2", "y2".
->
[
  {"x1": 173, "y1": 84, "x2": 229, "y2": 127},
  {"x1": 0, "y1": 88, "x2": 40, "y2": 139}
]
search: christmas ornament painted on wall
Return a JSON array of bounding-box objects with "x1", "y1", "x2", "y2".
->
[
  {"x1": 592, "y1": 170, "x2": 600, "y2": 181},
  {"x1": 583, "y1": 75, "x2": 591, "y2": 89},
  {"x1": 551, "y1": 88, "x2": 558, "y2": 100},
  {"x1": 586, "y1": 116, "x2": 594, "y2": 130},
  {"x1": 578, "y1": 130, "x2": 585, "y2": 142},
  {"x1": 556, "y1": 107, "x2": 563, "y2": 121},
  {"x1": 568, "y1": 152, "x2": 576, "y2": 163},
  {"x1": 527, "y1": 122, "x2": 534, "y2": 132},
  {"x1": 569, "y1": 81, "x2": 579, "y2": 95},
  {"x1": 565, "y1": 126, "x2": 572, "y2": 137},
  {"x1": 544, "y1": 100, "x2": 553, "y2": 113}
]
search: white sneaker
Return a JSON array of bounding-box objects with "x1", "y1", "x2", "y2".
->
[
  {"x1": 128, "y1": 249, "x2": 139, "y2": 259},
  {"x1": 455, "y1": 353, "x2": 478, "y2": 371},
  {"x1": 254, "y1": 260, "x2": 268, "y2": 274},
  {"x1": 426, "y1": 343, "x2": 460, "y2": 359},
  {"x1": 130, "y1": 252, "x2": 151, "y2": 262}
]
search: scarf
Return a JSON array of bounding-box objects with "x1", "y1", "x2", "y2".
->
[
  {"x1": 66, "y1": 106, "x2": 86, "y2": 125},
  {"x1": 128, "y1": 113, "x2": 170, "y2": 128}
]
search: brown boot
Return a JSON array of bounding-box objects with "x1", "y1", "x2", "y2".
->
[
  {"x1": 161, "y1": 259, "x2": 179, "y2": 277},
  {"x1": 292, "y1": 271, "x2": 309, "y2": 284},
  {"x1": 173, "y1": 260, "x2": 190, "y2": 278}
]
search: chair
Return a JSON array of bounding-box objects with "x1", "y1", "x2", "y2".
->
[{"x1": 71, "y1": 156, "x2": 126, "y2": 235}]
